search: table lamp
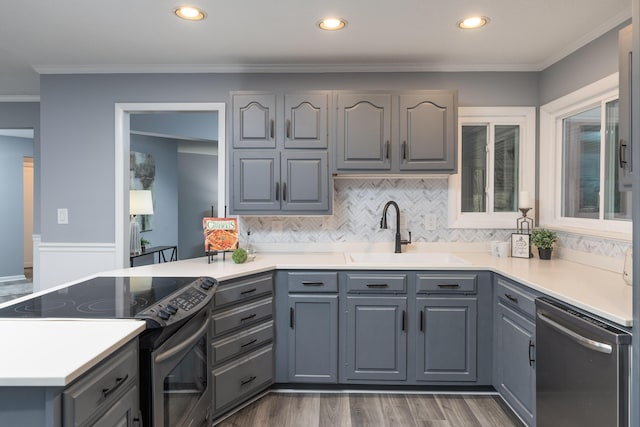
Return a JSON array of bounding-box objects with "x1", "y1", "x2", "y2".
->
[{"x1": 130, "y1": 190, "x2": 154, "y2": 255}]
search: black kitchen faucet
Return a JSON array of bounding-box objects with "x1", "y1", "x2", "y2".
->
[{"x1": 380, "y1": 200, "x2": 411, "y2": 253}]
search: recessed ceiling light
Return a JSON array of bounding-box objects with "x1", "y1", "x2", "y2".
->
[
  {"x1": 174, "y1": 6, "x2": 206, "y2": 21},
  {"x1": 457, "y1": 16, "x2": 489, "y2": 30},
  {"x1": 318, "y1": 18, "x2": 347, "y2": 31}
]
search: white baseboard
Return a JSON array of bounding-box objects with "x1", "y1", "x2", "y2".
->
[
  {"x1": 37, "y1": 242, "x2": 118, "y2": 291},
  {"x1": 0, "y1": 275, "x2": 27, "y2": 283}
]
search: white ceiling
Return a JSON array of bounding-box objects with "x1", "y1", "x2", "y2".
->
[{"x1": 0, "y1": 0, "x2": 632, "y2": 96}]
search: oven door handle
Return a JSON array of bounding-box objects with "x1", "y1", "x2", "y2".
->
[
  {"x1": 155, "y1": 317, "x2": 209, "y2": 364},
  {"x1": 538, "y1": 312, "x2": 612, "y2": 354}
]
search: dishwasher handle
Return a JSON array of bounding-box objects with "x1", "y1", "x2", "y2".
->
[{"x1": 537, "y1": 312, "x2": 613, "y2": 354}]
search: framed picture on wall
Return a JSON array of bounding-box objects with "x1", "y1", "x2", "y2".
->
[{"x1": 511, "y1": 233, "x2": 531, "y2": 259}]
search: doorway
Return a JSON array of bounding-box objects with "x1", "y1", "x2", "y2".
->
[{"x1": 115, "y1": 103, "x2": 226, "y2": 268}]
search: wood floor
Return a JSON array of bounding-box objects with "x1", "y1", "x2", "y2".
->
[{"x1": 217, "y1": 392, "x2": 524, "y2": 427}]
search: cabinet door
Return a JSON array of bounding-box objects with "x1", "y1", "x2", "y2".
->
[
  {"x1": 232, "y1": 93, "x2": 277, "y2": 149},
  {"x1": 336, "y1": 93, "x2": 392, "y2": 170},
  {"x1": 232, "y1": 151, "x2": 280, "y2": 211},
  {"x1": 284, "y1": 93, "x2": 329, "y2": 149},
  {"x1": 399, "y1": 92, "x2": 456, "y2": 171},
  {"x1": 345, "y1": 296, "x2": 407, "y2": 381},
  {"x1": 495, "y1": 302, "x2": 536, "y2": 426},
  {"x1": 91, "y1": 384, "x2": 139, "y2": 427},
  {"x1": 288, "y1": 295, "x2": 338, "y2": 383},
  {"x1": 281, "y1": 151, "x2": 329, "y2": 212},
  {"x1": 618, "y1": 25, "x2": 633, "y2": 191},
  {"x1": 416, "y1": 297, "x2": 477, "y2": 382}
]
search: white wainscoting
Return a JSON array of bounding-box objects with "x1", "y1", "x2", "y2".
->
[{"x1": 37, "y1": 242, "x2": 119, "y2": 291}]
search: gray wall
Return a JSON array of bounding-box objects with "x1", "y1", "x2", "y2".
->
[
  {"x1": 0, "y1": 135, "x2": 33, "y2": 277},
  {"x1": 39, "y1": 72, "x2": 538, "y2": 244},
  {"x1": 539, "y1": 21, "x2": 630, "y2": 105},
  {"x1": 130, "y1": 134, "x2": 178, "y2": 266},
  {"x1": 178, "y1": 152, "x2": 218, "y2": 259},
  {"x1": 0, "y1": 102, "x2": 40, "y2": 234},
  {"x1": 131, "y1": 112, "x2": 218, "y2": 143}
]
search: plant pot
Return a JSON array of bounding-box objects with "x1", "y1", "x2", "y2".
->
[
  {"x1": 538, "y1": 247, "x2": 552, "y2": 260},
  {"x1": 141, "y1": 246, "x2": 146, "y2": 253}
]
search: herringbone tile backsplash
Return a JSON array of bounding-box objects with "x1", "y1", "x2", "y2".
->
[{"x1": 239, "y1": 178, "x2": 630, "y2": 258}]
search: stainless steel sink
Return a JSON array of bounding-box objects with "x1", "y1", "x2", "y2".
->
[{"x1": 344, "y1": 252, "x2": 469, "y2": 266}]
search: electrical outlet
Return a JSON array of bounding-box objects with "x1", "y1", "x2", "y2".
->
[
  {"x1": 57, "y1": 208, "x2": 69, "y2": 225},
  {"x1": 424, "y1": 214, "x2": 437, "y2": 230},
  {"x1": 271, "y1": 220, "x2": 284, "y2": 233}
]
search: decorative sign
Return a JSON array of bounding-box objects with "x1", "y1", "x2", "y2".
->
[
  {"x1": 203, "y1": 218, "x2": 238, "y2": 252},
  {"x1": 511, "y1": 233, "x2": 531, "y2": 259}
]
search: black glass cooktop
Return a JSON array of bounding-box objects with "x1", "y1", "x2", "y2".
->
[{"x1": 0, "y1": 276, "x2": 200, "y2": 319}]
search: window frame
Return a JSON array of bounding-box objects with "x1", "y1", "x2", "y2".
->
[
  {"x1": 448, "y1": 107, "x2": 536, "y2": 229},
  {"x1": 539, "y1": 73, "x2": 631, "y2": 238}
]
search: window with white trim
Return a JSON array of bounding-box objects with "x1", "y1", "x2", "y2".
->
[
  {"x1": 539, "y1": 73, "x2": 632, "y2": 236},
  {"x1": 448, "y1": 107, "x2": 536, "y2": 229}
]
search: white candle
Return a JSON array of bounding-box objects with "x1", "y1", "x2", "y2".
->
[{"x1": 518, "y1": 191, "x2": 530, "y2": 209}]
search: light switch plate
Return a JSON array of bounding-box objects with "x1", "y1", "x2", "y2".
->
[{"x1": 57, "y1": 208, "x2": 69, "y2": 224}]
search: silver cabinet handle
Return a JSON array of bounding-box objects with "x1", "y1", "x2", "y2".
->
[
  {"x1": 155, "y1": 316, "x2": 209, "y2": 363},
  {"x1": 538, "y1": 312, "x2": 612, "y2": 354}
]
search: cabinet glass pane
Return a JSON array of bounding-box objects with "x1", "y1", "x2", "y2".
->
[
  {"x1": 562, "y1": 106, "x2": 601, "y2": 219},
  {"x1": 461, "y1": 125, "x2": 487, "y2": 212},
  {"x1": 494, "y1": 125, "x2": 519, "y2": 212},
  {"x1": 604, "y1": 100, "x2": 631, "y2": 221}
]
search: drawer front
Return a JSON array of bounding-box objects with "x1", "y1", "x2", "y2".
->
[
  {"x1": 212, "y1": 297, "x2": 273, "y2": 337},
  {"x1": 212, "y1": 321, "x2": 274, "y2": 365},
  {"x1": 495, "y1": 278, "x2": 536, "y2": 317},
  {"x1": 417, "y1": 274, "x2": 477, "y2": 294},
  {"x1": 287, "y1": 272, "x2": 338, "y2": 293},
  {"x1": 213, "y1": 345, "x2": 273, "y2": 412},
  {"x1": 214, "y1": 273, "x2": 273, "y2": 309},
  {"x1": 346, "y1": 273, "x2": 407, "y2": 293},
  {"x1": 63, "y1": 339, "x2": 138, "y2": 427}
]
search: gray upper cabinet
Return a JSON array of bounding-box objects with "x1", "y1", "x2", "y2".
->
[
  {"x1": 336, "y1": 93, "x2": 392, "y2": 170},
  {"x1": 281, "y1": 151, "x2": 329, "y2": 211},
  {"x1": 399, "y1": 93, "x2": 456, "y2": 171},
  {"x1": 619, "y1": 25, "x2": 633, "y2": 191},
  {"x1": 230, "y1": 91, "x2": 332, "y2": 215},
  {"x1": 232, "y1": 93, "x2": 277, "y2": 149},
  {"x1": 335, "y1": 90, "x2": 457, "y2": 174},
  {"x1": 284, "y1": 93, "x2": 328, "y2": 149}
]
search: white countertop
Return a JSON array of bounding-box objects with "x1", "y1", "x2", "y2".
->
[
  {"x1": 0, "y1": 249, "x2": 631, "y2": 387},
  {"x1": 0, "y1": 319, "x2": 145, "y2": 387},
  {"x1": 104, "y1": 250, "x2": 633, "y2": 327}
]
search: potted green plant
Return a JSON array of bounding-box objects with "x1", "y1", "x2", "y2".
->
[
  {"x1": 530, "y1": 229, "x2": 557, "y2": 260},
  {"x1": 140, "y1": 238, "x2": 150, "y2": 252}
]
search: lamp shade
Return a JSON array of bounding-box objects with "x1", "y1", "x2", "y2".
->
[{"x1": 130, "y1": 190, "x2": 154, "y2": 215}]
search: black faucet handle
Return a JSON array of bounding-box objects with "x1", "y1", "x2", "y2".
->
[{"x1": 401, "y1": 231, "x2": 412, "y2": 245}]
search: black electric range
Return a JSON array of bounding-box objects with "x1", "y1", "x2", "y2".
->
[{"x1": 0, "y1": 275, "x2": 217, "y2": 348}]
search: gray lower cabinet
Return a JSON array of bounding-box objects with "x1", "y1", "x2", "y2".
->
[
  {"x1": 344, "y1": 296, "x2": 407, "y2": 381},
  {"x1": 288, "y1": 294, "x2": 339, "y2": 382},
  {"x1": 62, "y1": 339, "x2": 140, "y2": 427},
  {"x1": 0, "y1": 338, "x2": 141, "y2": 427},
  {"x1": 210, "y1": 273, "x2": 274, "y2": 421},
  {"x1": 416, "y1": 297, "x2": 477, "y2": 382},
  {"x1": 493, "y1": 276, "x2": 539, "y2": 426}
]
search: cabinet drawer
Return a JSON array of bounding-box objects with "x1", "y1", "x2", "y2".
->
[
  {"x1": 417, "y1": 274, "x2": 477, "y2": 294},
  {"x1": 287, "y1": 272, "x2": 338, "y2": 293},
  {"x1": 212, "y1": 297, "x2": 273, "y2": 337},
  {"x1": 495, "y1": 278, "x2": 537, "y2": 317},
  {"x1": 213, "y1": 345, "x2": 273, "y2": 412},
  {"x1": 214, "y1": 273, "x2": 273, "y2": 309},
  {"x1": 63, "y1": 339, "x2": 138, "y2": 427},
  {"x1": 212, "y1": 321, "x2": 274, "y2": 365},
  {"x1": 346, "y1": 273, "x2": 407, "y2": 293}
]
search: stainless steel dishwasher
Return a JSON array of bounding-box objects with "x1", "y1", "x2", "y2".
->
[{"x1": 536, "y1": 297, "x2": 631, "y2": 427}]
